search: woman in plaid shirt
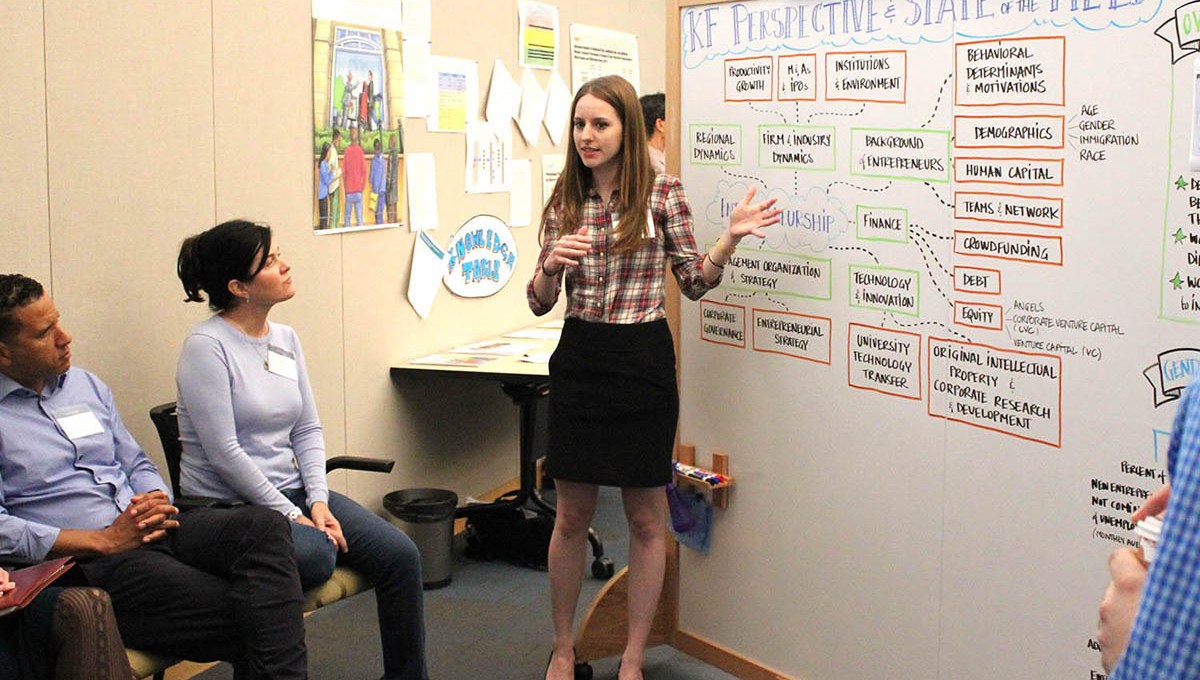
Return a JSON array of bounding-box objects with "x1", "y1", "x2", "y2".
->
[{"x1": 528, "y1": 75, "x2": 781, "y2": 680}]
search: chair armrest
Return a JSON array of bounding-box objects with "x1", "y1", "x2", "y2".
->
[
  {"x1": 326, "y1": 456, "x2": 394, "y2": 474},
  {"x1": 175, "y1": 495, "x2": 245, "y2": 512}
]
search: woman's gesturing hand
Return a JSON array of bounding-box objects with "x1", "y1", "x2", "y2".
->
[{"x1": 727, "y1": 187, "x2": 782, "y2": 241}]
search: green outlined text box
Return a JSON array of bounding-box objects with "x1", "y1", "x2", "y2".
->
[
  {"x1": 856, "y1": 205, "x2": 910, "y2": 244},
  {"x1": 848, "y1": 264, "x2": 921, "y2": 317},
  {"x1": 717, "y1": 243, "x2": 833, "y2": 301},
  {"x1": 689, "y1": 123, "x2": 741, "y2": 166}
]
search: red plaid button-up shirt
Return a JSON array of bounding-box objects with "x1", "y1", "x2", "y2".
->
[{"x1": 527, "y1": 174, "x2": 720, "y2": 323}]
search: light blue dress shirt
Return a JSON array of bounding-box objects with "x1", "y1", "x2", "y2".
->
[
  {"x1": 1112, "y1": 374, "x2": 1200, "y2": 678},
  {"x1": 0, "y1": 369, "x2": 169, "y2": 564}
]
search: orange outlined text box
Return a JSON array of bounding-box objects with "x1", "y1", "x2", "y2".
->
[
  {"x1": 954, "y1": 190, "x2": 1063, "y2": 229},
  {"x1": 955, "y1": 115, "x2": 1065, "y2": 149},
  {"x1": 954, "y1": 156, "x2": 1064, "y2": 187},
  {"x1": 955, "y1": 37, "x2": 1066, "y2": 107},
  {"x1": 954, "y1": 301, "x2": 1004, "y2": 330},
  {"x1": 752, "y1": 309, "x2": 831, "y2": 364},
  {"x1": 847, "y1": 323, "x2": 922, "y2": 400},
  {"x1": 825, "y1": 50, "x2": 907, "y2": 103},
  {"x1": 953, "y1": 266, "x2": 1002, "y2": 295},
  {"x1": 927, "y1": 337, "x2": 1062, "y2": 447},
  {"x1": 699, "y1": 300, "x2": 747, "y2": 349},
  {"x1": 726, "y1": 56, "x2": 773, "y2": 102},
  {"x1": 955, "y1": 230, "x2": 1063, "y2": 266},
  {"x1": 778, "y1": 53, "x2": 818, "y2": 101}
]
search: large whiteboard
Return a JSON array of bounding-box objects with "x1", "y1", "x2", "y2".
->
[{"x1": 675, "y1": 0, "x2": 1200, "y2": 677}]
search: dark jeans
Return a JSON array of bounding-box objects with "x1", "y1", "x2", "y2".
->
[
  {"x1": 283, "y1": 488, "x2": 428, "y2": 680},
  {"x1": 78, "y1": 505, "x2": 307, "y2": 680},
  {"x1": 0, "y1": 586, "x2": 59, "y2": 680}
]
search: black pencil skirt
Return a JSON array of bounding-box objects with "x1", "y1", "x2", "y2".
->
[{"x1": 544, "y1": 318, "x2": 678, "y2": 488}]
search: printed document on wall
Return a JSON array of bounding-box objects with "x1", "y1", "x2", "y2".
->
[
  {"x1": 518, "y1": 1, "x2": 558, "y2": 69},
  {"x1": 465, "y1": 121, "x2": 512, "y2": 193},
  {"x1": 429, "y1": 56, "x2": 478, "y2": 133},
  {"x1": 569, "y1": 24, "x2": 639, "y2": 94}
]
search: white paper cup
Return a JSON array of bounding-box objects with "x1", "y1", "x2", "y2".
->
[{"x1": 1134, "y1": 516, "x2": 1163, "y2": 563}]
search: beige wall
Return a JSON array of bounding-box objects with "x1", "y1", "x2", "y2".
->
[{"x1": 1, "y1": 0, "x2": 666, "y2": 510}]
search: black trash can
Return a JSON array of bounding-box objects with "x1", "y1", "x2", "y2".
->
[{"x1": 383, "y1": 488, "x2": 459, "y2": 589}]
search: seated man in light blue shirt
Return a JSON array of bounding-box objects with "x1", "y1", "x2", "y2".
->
[{"x1": 0, "y1": 273, "x2": 307, "y2": 680}]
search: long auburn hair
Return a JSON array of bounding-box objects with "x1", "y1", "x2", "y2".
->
[{"x1": 540, "y1": 75, "x2": 655, "y2": 253}]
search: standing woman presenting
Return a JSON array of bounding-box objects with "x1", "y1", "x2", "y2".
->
[
  {"x1": 174, "y1": 220, "x2": 428, "y2": 680},
  {"x1": 528, "y1": 75, "x2": 780, "y2": 680}
]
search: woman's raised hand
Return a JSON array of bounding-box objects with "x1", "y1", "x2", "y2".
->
[{"x1": 728, "y1": 187, "x2": 782, "y2": 241}]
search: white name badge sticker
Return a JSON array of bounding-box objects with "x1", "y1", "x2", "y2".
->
[
  {"x1": 267, "y1": 346, "x2": 298, "y2": 381},
  {"x1": 53, "y1": 406, "x2": 105, "y2": 440},
  {"x1": 613, "y1": 208, "x2": 657, "y2": 239}
]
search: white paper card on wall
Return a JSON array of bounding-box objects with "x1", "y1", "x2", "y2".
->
[
  {"x1": 543, "y1": 72, "x2": 571, "y2": 147},
  {"x1": 407, "y1": 230, "x2": 445, "y2": 318},
  {"x1": 510, "y1": 159, "x2": 533, "y2": 227},
  {"x1": 401, "y1": 0, "x2": 431, "y2": 40},
  {"x1": 402, "y1": 40, "x2": 434, "y2": 119},
  {"x1": 542, "y1": 153, "x2": 565, "y2": 204},
  {"x1": 405, "y1": 153, "x2": 439, "y2": 231},
  {"x1": 486, "y1": 58, "x2": 520, "y2": 141},
  {"x1": 517, "y1": 69, "x2": 546, "y2": 147}
]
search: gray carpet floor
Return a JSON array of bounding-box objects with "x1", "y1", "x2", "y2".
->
[{"x1": 196, "y1": 486, "x2": 737, "y2": 679}]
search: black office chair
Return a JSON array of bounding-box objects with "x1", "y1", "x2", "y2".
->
[{"x1": 126, "y1": 402, "x2": 395, "y2": 679}]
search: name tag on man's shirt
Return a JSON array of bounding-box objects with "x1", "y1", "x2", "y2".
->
[
  {"x1": 51, "y1": 405, "x2": 104, "y2": 440},
  {"x1": 267, "y1": 346, "x2": 298, "y2": 380}
]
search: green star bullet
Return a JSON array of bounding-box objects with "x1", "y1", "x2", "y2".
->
[
  {"x1": 1172, "y1": 272, "x2": 1184, "y2": 290},
  {"x1": 1175, "y1": 228, "x2": 1187, "y2": 244},
  {"x1": 1177, "y1": 176, "x2": 1189, "y2": 190}
]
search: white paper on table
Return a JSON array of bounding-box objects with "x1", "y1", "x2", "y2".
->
[
  {"x1": 449, "y1": 340, "x2": 539, "y2": 356},
  {"x1": 485, "y1": 58, "x2": 520, "y2": 142},
  {"x1": 542, "y1": 153, "x2": 564, "y2": 203},
  {"x1": 504, "y1": 327, "x2": 561, "y2": 340},
  {"x1": 516, "y1": 69, "x2": 546, "y2": 147},
  {"x1": 405, "y1": 153, "x2": 438, "y2": 232},
  {"x1": 509, "y1": 158, "x2": 532, "y2": 227},
  {"x1": 407, "y1": 230, "x2": 445, "y2": 319},
  {"x1": 408, "y1": 353, "x2": 497, "y2": 367},
  {"x1": 402, "y1": 40, "x2": 434, "y2": 119}
]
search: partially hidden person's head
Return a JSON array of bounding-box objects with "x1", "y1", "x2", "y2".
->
[
  {"x1": 319, "y1": 141, "x2": 332, "y2": 163},
  {"x1": 639, "y1": 92, "x2": 665, "y2": 143},
  {"x1": 373, "y1": 139, "x2": 382, "y2": 153},
  {"x1": 0, "y1": 274, "x2": 73, "y2": 392},
  {"x1": 177, "y1": 220, "x2": 293, "y2": 313}
]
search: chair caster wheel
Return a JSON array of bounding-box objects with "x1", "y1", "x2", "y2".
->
[
  {"x1": 591, "y1": 556, "x2": 614, "y2": 579},
  {"x1": 574, "y1": 661, "x2": 593, "y2": 680}
]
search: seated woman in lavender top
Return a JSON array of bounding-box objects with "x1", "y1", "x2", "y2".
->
[{"x1": 173, "y1": 219, "x2": 428, "y2": 680}]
